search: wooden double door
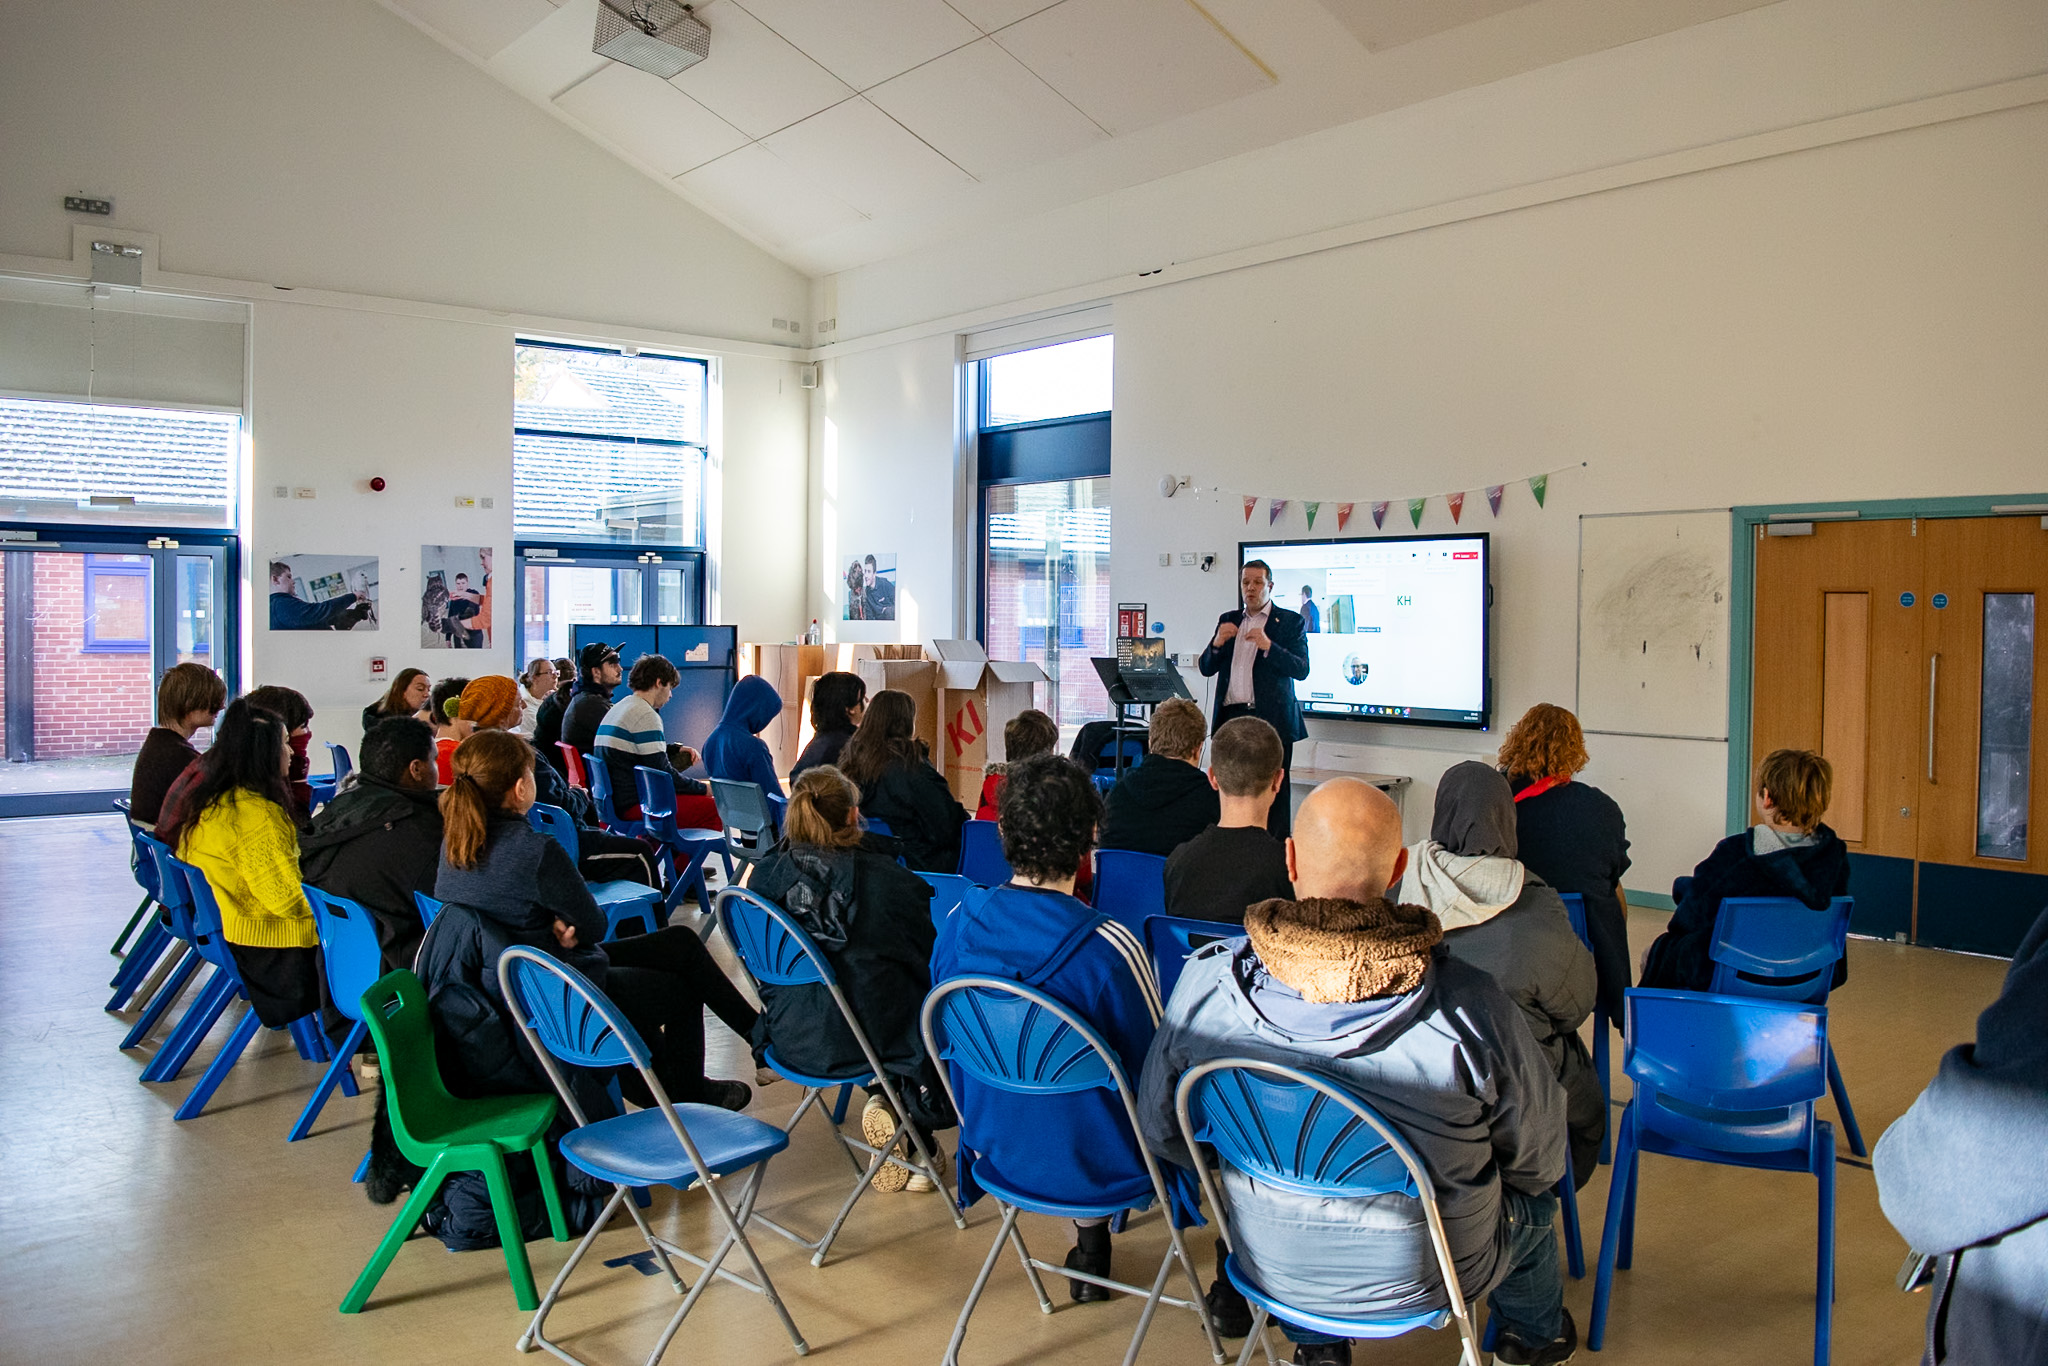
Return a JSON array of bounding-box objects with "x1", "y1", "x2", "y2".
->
[{"x1": 1753, "y1": 514, "x2": 2047, "y2": 955}]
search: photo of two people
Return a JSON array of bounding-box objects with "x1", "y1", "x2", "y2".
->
[
  {"x1": 421, "y1": 545, "x2": 493, "y2": 649},
  {"x1": 842, "y1": 552, "x2": 896, "y2": 622}
]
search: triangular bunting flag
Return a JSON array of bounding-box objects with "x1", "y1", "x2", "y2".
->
[
  {"x1": 1529, "y1": 474, "x2": 1548, "y2": 508},
  {"x1": 1448, "y1": 491, "x2": 1465, "y2": 524},
  {"x1": 1408, "y1": 497, "x2": 1426, "y2": 528},
  {"x1": 1242, "y1": 495, "x2": 1258, "y2": 523},
  {"x1": 1486, "y1": 485, "x2": 1504, "y2": 517},
  {"x1": 1336, "y1": 502, "x2": 1354, "y2": 531},
  {"x1": 1304, "y1": 501, "x2": 1320, "y2": 530},
  {"x1": 1269, "y1": 499, "x2": 1288, "y2": 527},
  {"x1": 1371, "y1": 501, "x2": 1389, "y2": 529}
]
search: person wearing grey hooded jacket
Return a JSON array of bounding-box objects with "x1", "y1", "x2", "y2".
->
[{"x1": 1400, "y1": 761, "x2": 1604, "y2": 1184}]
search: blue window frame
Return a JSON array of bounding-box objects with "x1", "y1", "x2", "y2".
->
[{"x1": 82, "y1": 553, "x2": 152, "y2": 653}]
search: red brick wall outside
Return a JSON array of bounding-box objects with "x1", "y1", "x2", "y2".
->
[{"x1": 24, "y1": 555, "x2": 155, "y2": 758}]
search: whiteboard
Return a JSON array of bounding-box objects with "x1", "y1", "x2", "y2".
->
[{"x1": 1577, "y1": 510, "x2": 1732, "y2": 739}]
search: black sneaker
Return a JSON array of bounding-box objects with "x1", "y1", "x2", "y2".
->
[
  {"x1": 1493, "y1": 1308, "x2": 1578, "y2": 1366},
  {"x1": 1292, "y1": 1343, "x2": 1351, "y2": 1366},
  {"x1": 1064, "y1": 1243, "x2": 1113, "y2": 1303},
  {"x1": 695, "y1": 1079, "x2": 752, "y2": 1112},
  {"x1": 1205, "y1": 1239, "x2": 1253, "y2": 1337}
]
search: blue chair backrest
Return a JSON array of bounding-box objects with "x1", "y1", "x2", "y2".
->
[
  {"x1": 414, "y1": 891, "x2": 443, "y2": 928},
  {"x1": 326, "y1": 741, "x2": 352, "y2": 782},
  {"x1": 1624, "y1": 987, "x2": 1827, "y2": 1155},
  {"x1": 634, "y1": 766, "x2": 680, "y2": 842},
  {"x1": 1093, "y1": 849, "x2": 1167, "y2": 924},
  {"x1": 587, "y1": 756, "x2": 627, "y2": 828},
  {"x1": 923, "y1": 977, "x2": 1121, "y2": 1097},
  {"x1": 957, "y1": 820, "x2": 1012, "y2": 885},
  {"x1": 1707, "y1": 897, "x2": 1854, "y2": 1004},
  {"x1": 171, "y1": 856, "x2": 242, "y2": 976},
  {"x1": 863, "y1": 816, "x2": 894, "y2": 837},
  {"x1": 527, "y1": 801, "x2": 583, "y2": 863},
  {"x1": 1559, "y1": 892, "x2": 1589, "y2": 948},
  {"x1": 714, "y1": 887, "x2": 834, "y2": 988},
  {"x1": 499, "y1": 946, "x2": 648, "y2": 1071},
  {"x1": 305, "y1": 886, "x2": 386, "y2": 1024},
  {"x1": 1144, "y1": 914, "x2": 1237, "y2": 1003},
  {"x1": 709, "y1": 778, "x2": 776, "y2": 856},
  {"x1": 916, "y1": 871, "x2": 972, "y2": 924},
  {"x1": 142, "y1": 835, "x2": 198, "y2": 938},
  {"x1": 1181, "y1": 1060, "x2": 1423, "y2": 1201}
]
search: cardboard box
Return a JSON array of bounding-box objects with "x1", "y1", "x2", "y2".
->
[
  {"x1": 852, "y1": 650, "x2": 941, "y2": 762},
  {"x1": 930, "y1": 639, "x2": 1050, "y2": 807},
  {"x1": 739, "y1": 643, "x2": 825, "y2": 778}
]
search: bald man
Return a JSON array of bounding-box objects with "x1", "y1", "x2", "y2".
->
[{"x1": 1138, "y1": 779, "x2": 1576, "y2": 1366}]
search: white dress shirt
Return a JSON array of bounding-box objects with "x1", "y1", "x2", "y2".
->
[{"x1": 1225, "y1": 604, "x2": 1271, "y2": 707}]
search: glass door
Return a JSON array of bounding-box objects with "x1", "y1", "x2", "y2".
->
[
  {"x1": 515, "y1": 547, "x2": 702, "y2": 668},
  {"x1": 982, "y1": 478, "x2": 1112, "y2": 723}
]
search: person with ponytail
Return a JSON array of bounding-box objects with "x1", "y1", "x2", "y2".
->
[
  {"x1": 742, "y1": 765, "x2": 948, "y2": 1193},
  {"x1": 420, "y1": 729, "x2": 760, "y2": 1111},
  {"x1": 160, "y1": 697, "x2": 322, "y2": 1028},
  {"x1": 838, "y1": 689, "x2": 967, "y2": 875}
]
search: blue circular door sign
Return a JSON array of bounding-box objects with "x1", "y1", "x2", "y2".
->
[
  {"x1": 1932, "y1": 593, "x2": 1949, "y2": 609},
  {"x1": 1900, "y1": 592, "x2": 1915, "y2": 607}
]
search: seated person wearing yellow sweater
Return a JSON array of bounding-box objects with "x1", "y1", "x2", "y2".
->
[{"x1": 157, "y1": 697, "x2": 321, "y2": 1027}]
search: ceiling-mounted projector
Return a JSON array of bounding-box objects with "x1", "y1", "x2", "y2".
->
[{"x1": 594, "y1": 0, "x2": 709, "y2": 80}]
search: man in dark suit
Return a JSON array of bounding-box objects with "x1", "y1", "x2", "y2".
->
[{"x1": 1198, "y1": 558, "x2": 1311, "y2": 837}]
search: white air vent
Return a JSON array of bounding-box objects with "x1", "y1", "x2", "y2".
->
[{"x1": 594, "y1": 1, "x2": 709, "y2": 80}]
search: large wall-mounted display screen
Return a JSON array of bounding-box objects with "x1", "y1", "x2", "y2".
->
[{"x1": 1240, "y1": 533, "x2": 1491, "y2": 729}]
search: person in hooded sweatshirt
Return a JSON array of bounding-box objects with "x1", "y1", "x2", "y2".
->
[
  {"x1": 840, "y1": 689, "x2": 967, "y2": 875},
  {"x1": 1399, "y1": 761, "x2": 1603, "y2": 1182},
  {"x1": 704, "y1": 673, "x2": 785, "y2": 795},
  {"x1": 420, "y1": 729, "x2": 759, "y2": 1111},
  {"x1": 1138, "y1": 778, "x2": 1575, "y2": 1366},
  {"x1": 1099, "y1": 698, "x2": 1222, "y2": 858},
  {"x1": 1876, "y1": 902, "x2": 2048, "y2": 1366},
  {"x1": 1640, "y1": 748, "x2": 1850, "y2": 993},
  {"x1": 932, "y1": 753, "x2": 1192, "y2": 1303},
  {"x1": 299, "y1": 716, "x2": 443, "y2": 973}
]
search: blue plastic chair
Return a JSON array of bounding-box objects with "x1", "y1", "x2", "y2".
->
[
  {"x1": 527, "y1": 801, "x2": 664, "y2": 941},
  {"x1": 634, "y1": 766, "x2": 726, "y2": 918},
  {"x1": 109, "y1": 797, "x2": 160, "y2": 958},
  {"x1": 1707, "y1": 896, "x2": 1864, "y2": 1157},
  {"x1": 956, "y1": 819, "x2": 1013, "y2": 886},
  {"x1": 586, "y1": 755, "x2": 643, "y2": 838},
  {"x1": 1589, "y1": 989, "x2": 1835, "y2": 1363},
  {"x1": 497, "y1": 946, "x2": 808, "y2": 1364},
  {"x1": 709, "y1": 778, "x2": 780, "y2": 871},
  {"x1": 1558, "y1": 892, "x2": 1617, "y2": 1165},
  {"x1": 916, "y1": 871, "x2": 973, "y2": 928},
  {"x1": 413, "y1": 891, "x2": 443, "y2": 928},
  {"x1": 1175, "y1": 1058, "x2": 1484, "y2": 1366},
  {"x1": 1143, "y1": 914, "x2": 1239, "y2": 1004},
  {"x1": 116, "y1": 832, "x2": 207, "y2": 1050},
  {"x1": 714, "y1": 888, "x2": 964, "y2": 1265},
  {"x1": 326, "y1": 741, "x2": 353, "y2": 784},
  {"x1": 920, "y1": 976, "x2": 1226, "y2": 1366},
  {"x1": 1092, "y1": 849, "x2": 1168, "y2": 933},
  {"x1": 107, "y1": 805, "x2": 184, "y2": 1011},
  {"x1": 862, "y1": 815, "x2": 894, "y2": 836},
  {"x1": 289, "y1": 888, "x2": 384, "y2": 1142}
]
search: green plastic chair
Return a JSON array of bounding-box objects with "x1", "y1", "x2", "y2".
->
[{"x1": 341, "y1": 969, "x2": 569, "y2": 1314}]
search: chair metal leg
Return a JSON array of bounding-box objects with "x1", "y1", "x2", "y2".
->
[
  {"x1": 697, "y1": 1164, "x2": 807, "y2": 1356},
  {"x1": 120, "y1": 947, "x2": 202, "y2": 1049},
  {"x1": 142, "y1": 971, "x2": 236, "y2": 1083},
  {"x1": 479, "y1": 1149, "x2": 542, "y2": 1312},
  {"x1": 529, "y1": 1137, "x2": 571, "y2": 1242},
  {"x1": 1007, "y1": 1216, "x2": 1054, "y2": 1313},
  {"x1": 289, "y1": 1019, "x2": 367, "y2": 1142},
  {"x1": 341, "y1": 1152, "x2": 454, "y2": 1312},
  {"x1": 1825, "y1": 1046, "x2": 1865, "y2": 1158},
  {"x1": 520, "y1": 1186, "x2": 632, "y2": 1357},
  {"x1": 1558, "y1": 1151, "x2": 1586, "y2": 1280},
  {"x1": 1233, "y1": 1307, "x2": 1272, "y2": 1366},
  {"x1": 174, "y1": 1005, "x2": 265, "y2": 1120},
  {"x1": 111, "y1": 890, "x2": 155, "y2": 957},
  {"x1": 1815, "y1": 1121, "x2": 1836, "y2": 1366},
  {"x1": 1589, "y1": 1102, "x2": 1638, "y2": 1352},
  {"x1": 945, "y1": 1204, "x2": 1022, "y2": 1366},
  {"x1": 1594, "y1": 1011, "x2": 1613, "y2": 1165},
  {"x1": 1161, "y1": 1219, "x2": 1227, "y2": 1365}
]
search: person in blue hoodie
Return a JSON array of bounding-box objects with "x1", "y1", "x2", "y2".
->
[
  {"x1": 931, "y1": 751, "x2": 1192, "y2": 1302},
  {"x1": 704, "y1": 673, "x2": 785, "y2": 797}
]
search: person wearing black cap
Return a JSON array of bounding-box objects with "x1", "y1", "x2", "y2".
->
[{"x1": 561, "y1": 642, "x2": 623, "y2": 758}]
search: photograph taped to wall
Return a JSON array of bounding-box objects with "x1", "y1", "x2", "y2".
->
[
  {"x1": 421, "y1": 544, "x2": 494, "y2": 649},
  {"x1": 267, "y1": 553, "x2": 377, "y2": 632},
  {"x1": 843, "y1": 552, "x2": 897, "y2": 622}
]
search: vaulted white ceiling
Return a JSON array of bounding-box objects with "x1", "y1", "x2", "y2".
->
[{"x1": 381, "y1": 0, "x2": 1779, "y2": 277}]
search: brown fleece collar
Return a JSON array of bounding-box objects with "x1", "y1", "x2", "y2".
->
[{"x1": 1242, "y1": 896, "x2": 1444, "y2": 1004}]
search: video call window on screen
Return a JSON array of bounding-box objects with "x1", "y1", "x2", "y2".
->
[{"x1": 1240, "y1": 533, "x2": 1491, "y2": 729}]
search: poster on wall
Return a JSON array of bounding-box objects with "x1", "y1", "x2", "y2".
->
[
  {"x1": 267, "y1": 554, "x2": 378, "y2": 631},
  {"x1": 842, "y1": 553, "x2": 897, "y2": 622},
  {"x1": 421, "y1": 545, "x2": 495, "y2": 649}
]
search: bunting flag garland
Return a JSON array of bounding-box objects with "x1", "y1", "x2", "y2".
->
[
  {"x1": 1486, "y1": 485, "x2": 1505, "y2": 517},
  {"x1": 1198, "y1": 462, "x2": 1578, "y2": 529},
  {"x1": 1371, "y1": 501, "x2": 1389, "y2": 529},
  {"x1": 1336, "y1": 502, "x2": 1353, "y2": 531},
  {"x1": 1447, "y1": 491, "x2": 1465, "y2": 524},
  {"x1": 1407, "y1": 497, "x2": 1426, "y2": 528},
  {"x1": 1529, "y1": 474, "x2": 1548, "y2": 507},
  {"x1": 1243, "y1": 495, "x2": 1258, "y2": 523},
  {"x1": 1304, "y1": 501, "x2": 1320, "y2": 530},
  {"x1": 1268, "y1": 499, "x2": 1288, "y2": 526}
]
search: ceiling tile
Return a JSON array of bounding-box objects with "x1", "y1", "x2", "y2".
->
[
  {"x1": 762, "y1": 97, "x2": 974, "y2": 217},
  {"x1": 946, "y1": 0, "x2": 1064, "y2": 30},
  {"x1": 733, "y1": 0, "x2": 981, "y2": 89},
  {"x1": 994, "y1": 0, "x2": 1274, "y2": 136},
  {"x1": 1314, "y1": 0, "x2": 1543, "y2": 53},
  {"x1": 671, "y1": 0, "x2": 855, "y2": 138},
  {"x1": 555, "y1": 64, "x2": 749, "y2": 176},
  {"x1": 390, "y1": 0, "x2": 557, "y2": 61},
  {"x1": 867, "y1": 38, "x2": 1105, "y2": 179},
  {"x1": 679, "y1": 144, "x2": 868, "y2": 249},
  {"x1": 487, "y1": 0, "x2": 608, "y2": 102}
]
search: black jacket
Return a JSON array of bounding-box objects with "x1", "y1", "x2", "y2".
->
[
  {"x1": 300, "y1": 776, "x2": 445, "y2": 972},
  {"x1": 745, "y1": 838, "x2": 936, "y2": 1082},
  {"x1": 1641, "y1": 824, "x2": 1852, "y2": 993},
  {"x1": 790, "y1": 726, "x2": 854, "y2": 780},
  {"x1": 1510, "y1": 777, "x2": 1633, "y2": 1022},
  {"x1": 857, "y1": 753, "x2": 968, "y2": 875},
  {"x1": 1100, "y1": 756, "x2": 1221, "y2": 858},
  {"x1": 561, "y1": 684, "x2": 614, "y2": 757},
  {"x1": 531, "y1": 684, "x2": 574, "y2": 768},
  {"x1": 1196, "y1": 603, "x2": 1311, "y2": 742}
]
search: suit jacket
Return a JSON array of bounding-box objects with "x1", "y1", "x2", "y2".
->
[{"x1": 1197, "y1": 603, "x2": 1311, "y2": 741}]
